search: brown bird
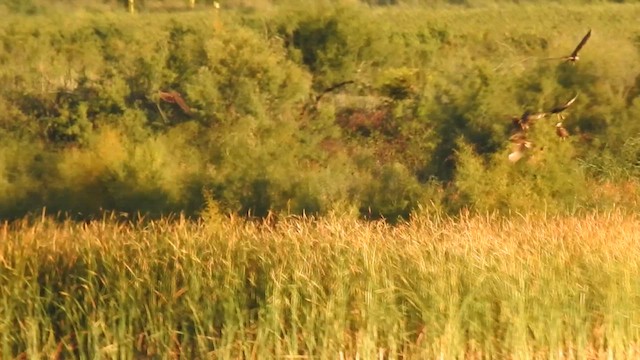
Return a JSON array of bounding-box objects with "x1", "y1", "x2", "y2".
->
[
  {"x1": 510, "y1": 93, "x2": 579, "y2": 132},
  {"x1": 549, "y1": 93, "x2": 578, "y2": 120},
  {"x1": 544, "y1": 29, "x2": 592, "y2": 64},
  {"x1": 300, "y1": 80, "x2": 356, "y2": 116},
  {"x1": 512, "y1": 111, "x2": 549, "y2": 131},
  {"x1": 508, "y1": 132, "x2": 533, "y2": 163},
  {"x1": 556, "y1": 122, "x2": 569, "y2": 139},
  {"x1": 158, "y1": 90, "x2": 191, "y2": 114},
  {"x1": 314, "y1": 80, "x2": 356, "y2": 104}
]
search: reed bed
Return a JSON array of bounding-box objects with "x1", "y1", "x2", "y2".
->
[{"x1": 1, "y1": 211, "x2": 640, "y2": 359}]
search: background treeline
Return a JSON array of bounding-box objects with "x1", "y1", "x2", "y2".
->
[
  {"x1": 2, "y1": 0, "x2": 640, "y2": 15},
  {"x1": 1, "y1": 1, "x2": 640, "y2": 220}
]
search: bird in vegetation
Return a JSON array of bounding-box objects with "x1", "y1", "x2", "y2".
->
[
  {"x1": 549, "y1": 93, "x2": 578, "y2": 120},
  {"x1": 313, "y1": 80, "x2": 356, "y2": 104},
  {"x1": 508, "y1": 144, "x2": 527, "y2": 163},
  {"x1": 510, "y1": 92, "x2": 579, "y2": 132},
  {"x1": 508, "y1": 132, "x2": 533, "y2": 163},
  {"x1": 512, "y1": 111, "x2": 548, "y2": 131},
  {"x1": 158, "y1": 90, "x2": 191, "y2": 114},
  {"x1": 556, "y1": 122, "x2": 569, "y2": 139},
  {"x1": 300, "y1": 80, "x2": 357, "y2": 116},
  {"x1": 544, "y1": 29, "x2": 592, "y2": 64}
]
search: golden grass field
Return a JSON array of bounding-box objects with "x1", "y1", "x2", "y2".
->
[{"x1": 2, "y1": 210, "x2": 640, "y2": 358}]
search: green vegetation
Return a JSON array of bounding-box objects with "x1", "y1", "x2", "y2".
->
[
  {"x1": 0, "y1": 1, "x2": 639, "y2": 220},
  {"x1": 1, "y1": 211, "x2": 640, "y2": 358},
  {"x1": 1, "y1": 2, "x2": 640, "y2": 357}
]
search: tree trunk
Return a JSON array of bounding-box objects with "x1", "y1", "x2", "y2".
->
[
  {"x1": 189, "y1": 0, "x2": 195, "y2": 9},
  {"x1": 128, "y1": 0, "x2": 135, "y2": 14}
]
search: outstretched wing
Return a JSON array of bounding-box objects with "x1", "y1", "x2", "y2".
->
[
  {"x1": 509, "y1": 131, "x2": 528, "y2": 144},
  {"x1": 569, "y1": 29, "x2": 592, "y2": 58},
  {"x1": 550, "y1": 93, "x2": 578, "y2": 114},
  {"x1": 527, "y1": 112, "x2": 548, "y2": 121},
  {"x1": 158, "y1": 91, "x2": 176, "y2": 103},
  {"x1": 159, "y1": 90, "x2": 191, "y2": 114},
  {"x1": 170, "y1": 92, "x2": 192, "y2": 114},
  {"x1": 314, "y1": 80, "x2": 356, "y2": 103}
]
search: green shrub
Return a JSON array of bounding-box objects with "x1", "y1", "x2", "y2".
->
[
  {"x1": 453, "y1": 131, "x2": 590, "y2": 214},
  {"x1": 359, "y1": 162, "x2": 428, "y2": 222},
  {"x1": 1, "y1": 3, "x2": 640, "y2": 218}
]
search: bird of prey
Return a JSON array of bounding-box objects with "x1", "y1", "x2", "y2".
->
[
  {"x1": 544, "y1": 29, "x2": 592, "y2": 64},
  {"x1": 158, "y1": 90, "x2": 191, "y2": 114},
  {"x1": 556, "y1": 122, "x2": 569, "y2": 139},
  {"x1": 510, "y1": 93, "x2": 579, "y2": 131},
  {"x1": 508, "y1": 133, "x2": 533, "y2": 163},
  {"x1": 512, "y1": 111, "x2": 549, "y2": 131},
  {"x1": 509, "y1": 131, "x2": 528, "y2": 145},
  {"x1": 300, "y1": 80, "x2": 356, "y2": 116},
  {"x1": 313, "y1": 80, "x2": 356, "y2": 104},
  {"x1": 549, "y1": 93, "x2": 578, "y2": 120}
]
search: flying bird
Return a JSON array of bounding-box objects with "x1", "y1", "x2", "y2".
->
[
  {"x1": 508, "y1": 132, "x2": 532, "y2": 162},
  {"x1": 544, "y1": 29, "x2": 592, "y2": 64},
  {"x1": 566, "y1": 29, "x2": 592, "y2": 63},
  {"x1": 510, "y1": 92, "x2": 579, "y2": 132},
  {"x1": 556, "y1": 122, "x2": 570, "y2": 139},
  {"x1": 512, "y1": 111, "x2": 549, "y2": 131},
  {"x1": 158, "y1": 90, "x2": 192, "y2": 114},
  {"x1": 509, "y1": 131, "x2": 529, "y2": 145},
  {"x1": 549, "y1": 93, "x2": 578, "y2": 120},
  {"x1": 300, "y1": 80, "x2": 357, "y2": 116},
  {"x1": 506, "y1": 92, "x2": 580, "y2": 162},
  {"x1": 313, "y1": 80, "x2": 356, "y2": 104},
  {"x1": 508, "y1": 133, "x2": 533, "y2": 163}
]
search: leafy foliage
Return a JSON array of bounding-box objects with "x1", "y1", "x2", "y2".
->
[{"x1": 1, "y1": 2, "x2": 640, "y2": 219}]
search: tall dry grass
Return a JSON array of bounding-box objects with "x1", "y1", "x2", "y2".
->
[{"x1": 1, "y1": 210, "x2": 640, "y2": 358}]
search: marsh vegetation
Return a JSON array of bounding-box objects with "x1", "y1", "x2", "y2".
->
[
  {"x1": 1, "y1": 0, "x2": 640, "y2": 357},
  {"x1": 3, "y1": 211, "x2": 640, "y2": 358}
]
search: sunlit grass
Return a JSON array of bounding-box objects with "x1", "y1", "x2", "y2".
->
[
  {"x1": 1, "y1": 2, "x2": 640, "y2": 358},
  {"x1": 1, "y1": 210, "x2": 640, "y2": 358}
]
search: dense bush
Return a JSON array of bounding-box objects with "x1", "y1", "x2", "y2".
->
[{"x1": 0, "y1": 2, "x2": 639, "y2": 220}]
